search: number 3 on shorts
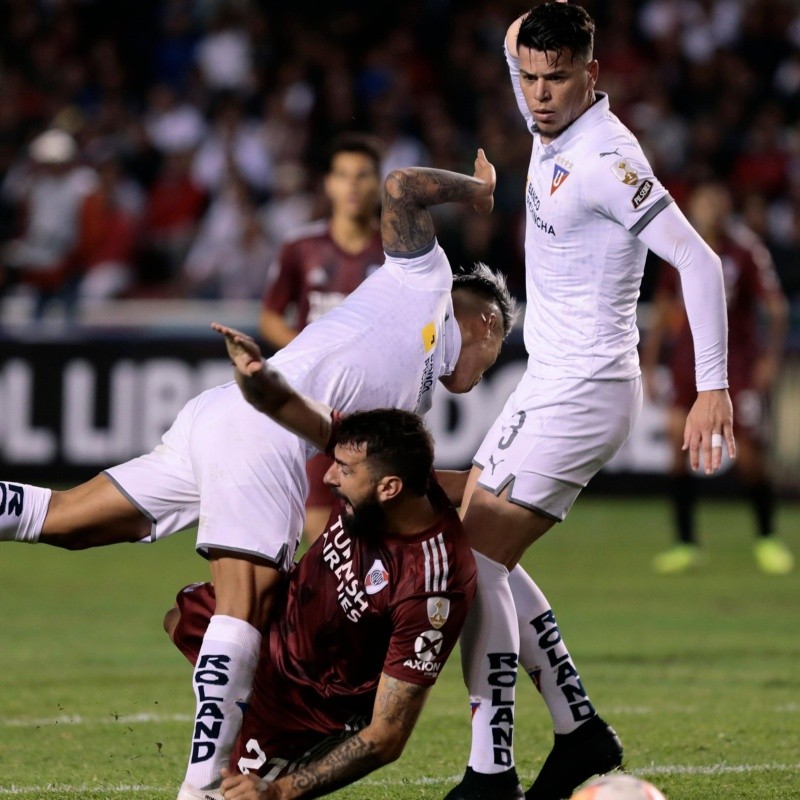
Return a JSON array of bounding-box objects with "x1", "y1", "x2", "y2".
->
[{"x1": 498, "y1": 410, "x2": 526, "y2": 450}]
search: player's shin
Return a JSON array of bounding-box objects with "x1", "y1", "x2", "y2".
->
[
  {"x1": 509, "y1": 565, "x2": 595, "y2": 733},
  {"x1": 461, "y1": 550, "x2": 520, "y2": 774},
  {"x1": 0, "y1": 482, "x2": 50, "y2": 542},
  {"x1": 183, "y1": 615, "x2": 261, "y2": 792}
]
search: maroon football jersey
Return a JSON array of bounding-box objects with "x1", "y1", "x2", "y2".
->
[
  {"x1": 172, "y1": 478, "x2": 476, "y2": 777},
  {"x1": 657, "y1": 226, "x2": 784, "y2": 397},
  {"x1": 262, "y1": 221, "x2": 384, "y2": 330}
]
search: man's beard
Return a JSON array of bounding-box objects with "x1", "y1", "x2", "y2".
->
[{"x1": 341, "y1": 494, "x2": 387, "y2": 543}]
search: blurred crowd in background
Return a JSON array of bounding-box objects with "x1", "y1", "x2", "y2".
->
[{"x1": 1, "y1": 0, "x2": 800, "y2": 323}]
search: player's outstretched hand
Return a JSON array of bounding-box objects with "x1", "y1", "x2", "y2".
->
[
  {"x1": 472, "y1": 148, "x2": 495, "y2": 215},
  {"x1": 220, "y1": 767, "x2": 276, "y2": 799},
  {"x1": 212, "y1": 322, "x2": 264, "y2": 377},
  {"x1": 683, "y1": 388, "x2": 736, "y2": 474}
]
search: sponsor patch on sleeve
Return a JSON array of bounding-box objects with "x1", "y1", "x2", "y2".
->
[{"x1": 632, "y1": 179, "x2": 653, "y2": 209}]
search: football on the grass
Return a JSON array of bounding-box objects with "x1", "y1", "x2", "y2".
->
[{"x1": 571, "y1": 774, "x2": 666, "y2": 800}]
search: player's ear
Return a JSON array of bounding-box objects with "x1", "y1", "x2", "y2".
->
[
  {"x1": 480, "y1": 310, "x2": 499, "y2": 340},
  {"x1": 588, "y1": 59, "x2": 599, "y2": 86},
  {"x1": 376, "y1": 475, "x2": 403, "y2": 502}
]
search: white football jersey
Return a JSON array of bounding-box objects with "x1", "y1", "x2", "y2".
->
[
  {"x1": 269, "y1": 239, "x2": 459, "y2": 426},
  {"x1": 507, "y1": 49, "x2": 673, "y2": 380}
]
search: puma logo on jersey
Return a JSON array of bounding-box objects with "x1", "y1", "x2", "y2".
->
[{"x1": 599, "y1": 148, "x2": 621, "y2": 158}]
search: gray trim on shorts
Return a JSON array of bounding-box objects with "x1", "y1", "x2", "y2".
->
[
  {"x1": 196, "y1": 542, "x2": 289, "y2": 571},
  {"x1": 384, "y1": 238, "x2": 436, "y2": 259},
  {"x1": 630, "y1": 194, "x2": 673, "y2": 237},
  {"x1": 503, "y1": 490, "x2": 562, "y2": 521},
  {"x1": 102, "y1": 470, "x2": 157, "y2": 523},
  {"x1": 473, "y1": 463, "x2": 567, "y2": 522}
]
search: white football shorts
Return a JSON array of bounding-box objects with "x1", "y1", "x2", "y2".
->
[
  {"x1": 104, "y1": 382, "x2": 307, "y2": 570},
  {"x1": 473, "y1": 372, "x2": 642, "y2": 521}
]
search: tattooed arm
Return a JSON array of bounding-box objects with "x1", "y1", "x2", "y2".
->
[
  {"x1": 211, "y1": 322, "x2": 334, "y2": 452},
  {"x1": 219, "y1": 673, "x2": 430, "y2": 800},
  {"x1": 381, "y1": 148, "x2": 496, "y2": 254}
]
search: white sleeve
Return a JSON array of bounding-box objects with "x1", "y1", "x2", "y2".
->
[
  {"x1": 504, "y1": 45, "x2": 534, "y2": 131},
  {"x1": 638, "y1": 203, "x2": 729, "y2": 391},
  {"x1": 382, "y1": 239, "x2": 453, "y2": 291}
]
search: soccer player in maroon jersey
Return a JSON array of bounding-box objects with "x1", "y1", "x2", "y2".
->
[
  {"x1": 165, "y1": 343, "x2": 477, "y2": 798},
  {"x1": 259, "y1": 134, "x2": 384, "y2": 544},
  {"x1": 642, "y1": 181, "x2": 793, "y2": 575}
]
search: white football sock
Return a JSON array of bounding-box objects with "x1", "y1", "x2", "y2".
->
[
  {"x1": 0, "y1": 483, "x2": 50, "y2": 542},
  {"x1": 510, "y1": 565, "x2": 596, "y2": 734},
  {"x1": 184, "y1": 615, "x2": 261, "y2": 790},
  {"x1": 461, "y1": 550, "x2": 520, "y2": 774}
]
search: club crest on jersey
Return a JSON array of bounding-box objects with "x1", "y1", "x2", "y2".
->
[
  {"x1": 550, "y1": 161, "x2": 571, "y2": 195},
  {"x1": 427, "y1": 596, "x2": 450, "y2": 629},
  {"x1": 364, "y1": 558, "x2": 390, "y2": 595},
  {"x1": 610, "y1": 159, "x2": 639, "y2": 186},
  {"x1": 421, "y1": 321, "x2": 436, "y2": 353}
]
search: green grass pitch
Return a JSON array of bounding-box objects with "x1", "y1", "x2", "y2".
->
[{"x1": 1, "y1": 496, "x2": 798, "y2": 799}]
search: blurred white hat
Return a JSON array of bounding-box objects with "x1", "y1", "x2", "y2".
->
[{"x1": 29, "y1": 129, "x2": 78, "y2": 164}]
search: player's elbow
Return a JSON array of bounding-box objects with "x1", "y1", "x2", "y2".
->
[
  {"x1": 373, "y1": 734, "x2": 406, "y2": 765},
  {"x1": 383, "y1": 169, "x2": 418, "y2": 205}
]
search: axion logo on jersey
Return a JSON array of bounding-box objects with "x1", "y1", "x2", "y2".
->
[
  {"x1": 610, "y1": 159, "x2": 639, "y2": 186},
  {"x1": 404, "y1": 629, "x2": 445, "y2": 673},
  {"x1": 427, "y1": 596, "x2": 450, "y2": 629},
  {"x1": 421, "y1": 321, "x2": 437, "y2": 353},
  {"x1": 364, "y1": 559, "x2": 389, "y2": 595},
  {"x1": 550, "y1": 158, "x2": 572, "y2": 195}
]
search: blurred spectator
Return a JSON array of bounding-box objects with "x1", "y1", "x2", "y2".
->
[
  {"x1": 145, "y1": 84, "x2": 207, "y2": 154},
  {"x1": 194, "y1": 3, "x2": 255, "y2": 94},
  {"x1": 140, "y1": 149, "x2": 207, "y2": 287},
  {"x1": 181, "y1": 173, "x2": 268, "y2": 299},
  {"x1": 1, "y1": 129, "x2": 96, "y2": 318},
  {"x1": 642, "y1": 182, "x2": 793, "y2": 575},
  {"x1": 192, "y1": 93, "x2": 273, "y2": 197},
  {"x1": 68, "y1": 147, "x2": 141, "y2": 307}
]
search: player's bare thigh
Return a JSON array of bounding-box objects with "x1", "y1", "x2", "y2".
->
[
  {"x1": 208, "y1": 550, "x2": 284, "y2": 629},
  {"x1": 461, "y1": 465, "x2": 556, "y2": 569},
  {"x1": 40, "y1": 473, "x2": 151, "y2": 549}
]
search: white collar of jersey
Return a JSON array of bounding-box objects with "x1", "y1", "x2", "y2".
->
[
  {"x1": 441, "y1": 298, "x2": 460, "y2": 376},
  {"x1": 534, "y1": 92, "x2": 610, "y2": 157}
]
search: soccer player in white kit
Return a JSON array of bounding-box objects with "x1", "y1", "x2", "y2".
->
[
  {"x1": 445, "y1": 5, "x2": 736, "y2": 800},
  {"x1": 0, "y1": 152, "x2": 515, "y2": 799}
]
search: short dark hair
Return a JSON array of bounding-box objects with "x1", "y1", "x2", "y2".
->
[
  {"x1": 453, "y1": 262, "x2": 518, "y2": 338},
  {"x1": 518, "y1": 3, "x2": 595, "y2": 64},
  {"x1": 326, "y1": 133, "x2": 383, "y2": 175},
  {"x1": 334, "y1": 409, "x2": 433, "y2": 496}
]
